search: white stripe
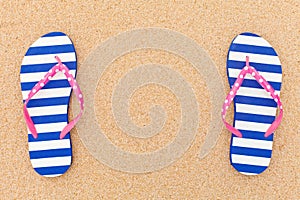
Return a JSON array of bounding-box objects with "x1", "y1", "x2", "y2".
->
[
  {"x1": 31, "y1": 36, "x2": 72, "y2": 47},
  {"x1": 231, "y1": 154, "x2": 271, "y2": 167},
  {"x1": 29, "y1": 139, "x2": 70, "y2": 151},
  {"x1": 228, "y1": 68, "x2": 282, "y2": 83},
  {"x1": 43, "y1": 174, "x2": 63, "y2": 177},
  {"x1": 236, "y1": 104, "x2": 277, "y2": 116},
  {"x1": 236, "y1": 87, "x2": 280, "y2": 99},
  {"x1": 240, "y1": 172, "x2": 258, "y2": 176},
  {"x1": 232, "y1": 137, "x2": 273, "y2": 150},
  {"x1": 22, "y1": 87, "x2": 71, "y2": 100},
  {"x1": 20, "y1": 70, "x2": 76, "y2": 83},
  {"x1": 229, "y1": 51, "x2": 281, "y2": 65},
  {"x1": 233, "y1": 35, "x2": 272, "y2": 47},
  {"x1": 21, "y1": 52, "x2": 76, "y2": 65},
  {"x1": 235, "y1": 120, "x2": 271, "y2": 133},
  {"x1": 31, "y1": 156, "x2": 71, "y2": 168},
  {"x1": 28, "y1": 122, "x2": 67, "y2": 134},
  {"x1": 27, "y1": 105, "x2": 68, "y2": 117}
]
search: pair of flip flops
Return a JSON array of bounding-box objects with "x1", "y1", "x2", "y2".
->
[
  {"x1": 21, "y1": 32, "x2": 283, "y2": 177},
  {"x1": 21, "y1": 32, "x2": 84, "y2": 177}
]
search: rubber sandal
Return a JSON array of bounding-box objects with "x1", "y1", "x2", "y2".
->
[
  {"x1": 222, "y1": 32, "x2": 283, "y2": 175},
  {"x1": 20, "y1": 32, "x2": 84, "y2": 177}
]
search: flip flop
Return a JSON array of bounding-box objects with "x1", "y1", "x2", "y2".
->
[
  {"x1": 222, "y1": 32, "x2": 283, "y2": 175},
  {"x1": 21, "y1": 32, "x2": 84, "y2": 177}
]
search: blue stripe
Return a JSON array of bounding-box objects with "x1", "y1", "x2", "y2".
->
[
  {"x1": 230, "y1": 163, "x2": 267, "y2": 174},
  {"x1": 227, "y1": 61, "x2": 282, "y2": 73},
  {"x1": 230, "y1": 44, "x2": 277, "y2": 56},
  {"x1": 42, "y1": 32, "x2": 66, "y2": 37},
  {"x1": 30, "y1": 148, "x2": 72, "y2": 159},
  {"x1": 26, "y1": 97, "x2": 70, "y2": 107},
  {"x1": 240, "y1": 32, "x2": 259, "y2": 37},
  {"x1": 232, "y1": 130, "x2": 274, "y2": 141},
  {"x1": 34, "y1": 165, "x2": 71, "y2": 176},
  {"x1": 21, "y1": 62, "x2": 76, "y2": 73},
  {"x1": 234, "y1": 113, "x2": 275, "y2": 124},
  {"x1": 25, "y1": 45, "x2": 75, "y2": 56},
  {"x1": 231, "y1": 146, "x2": 272, "y2": 158},
  {"x1": 229, "y1": 78, "x2": 281, "y2": 91},
  {"x1": 28, "y1": 132, "x2": 70, "y2": 142},
  {"x1": 21, "y1": 80, "x2": 71, "y2": 91},
  {"x1": 234, "y1": 96, "x2": 277, "y2": 107},
  {"x1": 31, "y1": 114, "x2": 67, "y2": 124}
]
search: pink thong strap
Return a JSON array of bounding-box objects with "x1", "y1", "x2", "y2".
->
[
  {"x1": 222, "y1": 56, "x2": 283, "y2": 138},
  {"x1": 23, "y1": 56, "x2": 84, "y2": 139}
]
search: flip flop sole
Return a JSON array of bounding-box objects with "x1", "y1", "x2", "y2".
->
[
  {"x1": 21, "y1": 32, "x2": 77, "y2": 177},
  {"x1": 227, "y1": 32, "x2": 282, "y2": 175}
]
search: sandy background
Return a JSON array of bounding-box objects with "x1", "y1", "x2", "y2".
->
[{"x1": 0, "y1": 0, "x2": 299, "y2": 199}]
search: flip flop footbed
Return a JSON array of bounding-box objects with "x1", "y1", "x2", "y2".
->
[
  {"x1": 227, "y1": 32, "x2": 282, "y2": 175},
  {"x1": 20, "y1": 32, "x2": 77, "y2": 177}
]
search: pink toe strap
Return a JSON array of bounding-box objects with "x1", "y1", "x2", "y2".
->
[
  {"x1": 222, "y1": 56, "x2": 283, "y2": 138},
  {"x1": 23, "y1": 56, "x2": 84, "y2": 139}
]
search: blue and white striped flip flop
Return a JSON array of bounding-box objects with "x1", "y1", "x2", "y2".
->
[
  {"x1": 225, "y1": 32, "x2": 283, "y2": 175},
  {"x1": 20, "y1": 32, "x2": 77, "y2": 177}
]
